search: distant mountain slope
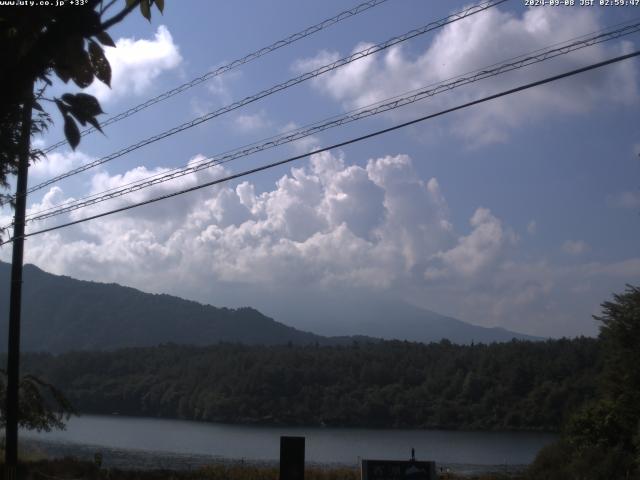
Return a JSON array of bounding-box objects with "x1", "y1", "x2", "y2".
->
[
  {"x1": 0, "y1": 263, "x2": 334, "y2": 352},
  {"x1": 337, "y1": 299, "x2": 543, "y2": 344},
  {"x1": 0, "y1": 262, "x2": 539, "y2": 352},
  {"x1": 262, "y1": 293, "x2": 543, "y2": 344}
]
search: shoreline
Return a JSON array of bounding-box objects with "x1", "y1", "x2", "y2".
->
[
  {"x1": 21, "y1": 438, "x2": 529, "y2": 477},
  {"x1": 38, "y1": 411, "x2": 562, "y2": 435},
  {"x1": 69, "y1": 412, "x2": 560, "y2": 434}
]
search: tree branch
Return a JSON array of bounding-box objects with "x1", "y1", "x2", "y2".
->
[
  {"x1": 100, "y1": 0, "x2": 141, "y2": 31},
  {"x1": 100, "y1": 0, "x2": 119, "y2": 15}
]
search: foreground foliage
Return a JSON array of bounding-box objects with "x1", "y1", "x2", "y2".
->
[
  {"x1": 0, "y1": 460, "x2": 352, "y2": 480},
  {"x1": 0, "y1": 369, "x2": 73, "y2": 432},
  {"x1": 19, "y1": 337, "x2": 599, "y2": 431},
  {"x1": 0, "y1": 1, "x2": 164, "y2": 215},
  {"x1": 0, "y1": 458, "x2": 522, "y2": 480},
  {"x1": 528, "y1": 285, "x2": 640, "y2": 479}
]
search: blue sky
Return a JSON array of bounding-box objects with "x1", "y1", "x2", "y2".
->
[{"x1": 2, "y1": 0, "x2": 639, "y2": 338}]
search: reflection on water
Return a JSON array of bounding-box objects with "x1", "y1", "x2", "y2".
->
[{"x1": 23, "y1": 414, "x2": 556, "y2": 466}]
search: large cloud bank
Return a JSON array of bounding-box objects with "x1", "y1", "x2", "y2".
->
[
  {"x1": 20, "y1": 153, "x2": 458, "y2": 289},
  {"x1": 1, "y1": 150, "x2": 634, "y2": 337}
]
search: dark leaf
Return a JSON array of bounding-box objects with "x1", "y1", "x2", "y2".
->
[
  {"x1": 140, "y1": 0, "x2": 151, "y2": 20},
  {"x1": 70, "y1": 93, "x2": 104, "y2": 117},
  {"x1": 89, "y1": 40, "x2": 111, "y2": 87},
  {"x1": 55, "y1": 34, "x2": 92, "y2": 88},
  {"x1": 155, "y1": 0, "x2": 164, "y2": 13},
  {"x1": 54, "y1": 98, "x2": 68, "y2": 115},
  {"x1": 70, "y1": 50, "x2": 94, "y2": 88},
  {"x1": 63, "y1": 114, "x2": 80, "y2": 150},
  {"x1": 61, "y1": 93, "x2": 75, "y2": 104},
  {"x1": 95, "y1": 31, "x2": 115, "y2": 48},
  {"x1": 71, "y1": 114, "x2": 87, "y2": 127},
  {"x1": 32, "y1": 101, "x2": 43, "y2": 112},
  {"x1": 126, "y1": 0, "x2": 137, "y2": 6},
  {"x1": 29, "y1": 148, "x2": 45, "y2": 165},
  {"x1": 72, "y1": 69, "x2": 94, "y2": 89},
  {"x1": 53, "y1": 65, "x2": 71, "y2": 84},
  {"x1": 63, "y1": 93, "x2": 104, "y2": 129},
  {"x1": 86, "y1": 116, "x2": 104, "y2": 134}
]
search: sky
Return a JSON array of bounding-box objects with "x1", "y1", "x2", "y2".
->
[{"x1": 1, "y1": 0, "x2": 639, "y2": 338}]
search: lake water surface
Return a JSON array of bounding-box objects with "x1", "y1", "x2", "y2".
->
[{"x1": 23, "y1": 414, "x2": 556, "y2": 467}]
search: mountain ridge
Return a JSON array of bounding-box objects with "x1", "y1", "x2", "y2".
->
[{"x1": 0, "y1": 261, "x2": 540, "y2": 352}]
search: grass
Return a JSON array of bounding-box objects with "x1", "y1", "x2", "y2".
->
[{"x1": 0, "y1": 458, "x2": 528, "y2": 480}]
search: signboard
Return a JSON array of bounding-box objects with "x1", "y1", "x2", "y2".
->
[
  {"x1": 361, "y1": 460, "x2": 437, "y2": 480},
  {"x1": 280, "y1": 436, "x2": 305, "y2": 480}
]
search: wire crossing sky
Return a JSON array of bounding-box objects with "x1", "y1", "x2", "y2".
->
[
  {"x1": 21, "y1": 19, "x2": 640, "y2": 225},
  {"x1": 41, "y1": 0, "x2": 391, "y2": 154},
  {"x1": 4, "y1": 1, "x2": 639, "y2": 339},
  {"x1": 22, "y1": 0, "x2": 507, "y2": 199},
  {"x1": 10, "y1": 49, "x2": 638, "y2": 243}
]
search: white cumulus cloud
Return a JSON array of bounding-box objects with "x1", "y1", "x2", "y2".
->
[
  {"x1": 17, "y1": 152, "x2": 455, "y2": 293},
  {"x1": 295, "y1": 6, "x2": 638, "y2": 145},
  {"x1": 29, "y1": 150, "x2": 93, "y2": 180},
  {"x1": 87, "y1": 25, "x2": 182, "y2": 103}
]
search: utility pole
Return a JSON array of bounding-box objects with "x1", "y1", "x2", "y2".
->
[{"x1": 5, "y1": 81, "x2": 34, "y2": 478}]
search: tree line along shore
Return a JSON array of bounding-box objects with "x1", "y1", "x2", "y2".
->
[{"x1": 17, "y1": 337, "x2": 599, "y2": 431}]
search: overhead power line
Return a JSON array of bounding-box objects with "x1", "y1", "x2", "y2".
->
[
  {"x1": 22, "y1": 0, "x2": 507, "y2": 199},
  {"x1": 41, "y1": 0, "x2": 391, "y2": 154},
  {"x1": 22, "y1": 19, "x2": 640, "y2": 224},
  {"x1": 6, "y1": 49, "x2": 638, "y2": 245}
]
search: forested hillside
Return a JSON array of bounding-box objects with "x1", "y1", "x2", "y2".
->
[
  {"x1": 0, "y1": 263, "x2": 335, "y2": 351},
  {"x1": 20, "y1": 337, "x2": 599, "y2": 431}
]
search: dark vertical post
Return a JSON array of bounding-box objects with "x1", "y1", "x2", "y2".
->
[
  {"x1": 279, "y1": 436, "x2": 305, "y2": 480},
  {"x1": 5, "y1": 81, "x2": 33, "y2": 477}
]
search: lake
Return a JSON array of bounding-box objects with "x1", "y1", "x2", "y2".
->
[{"x1": 22, "y1": 414, "x2": 556, "y2": 469}]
